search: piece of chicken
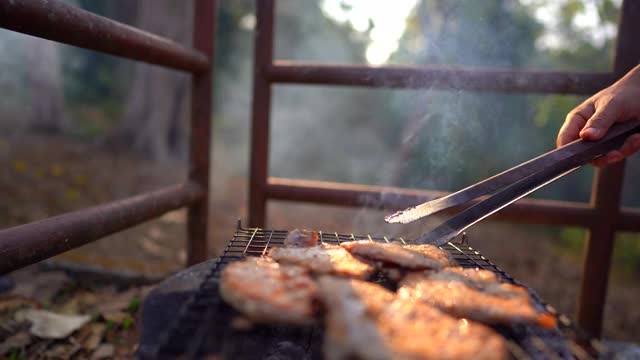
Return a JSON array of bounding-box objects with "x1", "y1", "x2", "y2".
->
[
  {"x1": 283, "y1": 229, "x2": 319, "y2": 247},
  {"x1": 317, "y1": 277, "x2": 395, "y2": 360},
  {"x1": 398, "y1": 273, "x2": 556, "y2": 329},
  {"x1": 317, "y1": 276, "x2": 507, "y2": 360},
  {"x1": 432, "y1": 266, "x2": 499, "y2": 285},
  {"x1": 219, "y1": 256, "x2": 318, "y2": 325},
  {"x1": 269, "y1": 243, "x2": 375, "y2": 279},
  {"x1": 340, "y1": 241, "x2": 452, "y2": 270}
]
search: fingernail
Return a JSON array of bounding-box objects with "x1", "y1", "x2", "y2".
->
[{"x1": 580, "y1": 128, "x2": 602, "y2": 138}]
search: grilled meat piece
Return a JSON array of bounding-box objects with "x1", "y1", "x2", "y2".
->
[
  {"x1": 428, "y1": 267, "x2": 528, "y2": 299},
  {"x1": 398, "y1": 273, "x2": 556, "y2": 329},
  {"x1": 317, "y1": 277, "x2": 395, "y2": 360},
  {"x1": 284, "y1": 229, "x2": 319, "y2": 247},
  {"x1": 269, "y1": 244, "x2": 375, "y2": 279},
  {"x1": 433, "y1": 266, "x2": 499, "y2": 286},
  {"x1": 219, "y1": 256, "x2": 318, "y2": 325},
  {"x1": 378, "y1": 297, "x2": 507, "y2": 360},
  {"x1": 318, "y1": 276, "x2": 507, "y2": 360},
  {"x1": 340, "y1": 241, "x2": 452, "y2": 270}
]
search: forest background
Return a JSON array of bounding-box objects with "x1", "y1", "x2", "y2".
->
[{"x1": 2, "y1": 0, "x2": 639, "y2": 341}]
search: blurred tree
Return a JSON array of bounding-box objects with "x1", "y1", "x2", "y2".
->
[
  {"x1": 63, "y1": 0, "x2": 135, "y2": 128},
  {"x1": 386, "y1": 0, "x2": 543, "y2": 191},
  {"x1": 24, "y1": 37, "x2": 70, "y2": 134},
  {"x1": 103, "y1": 0, "x2": 192, "y2": 161}
]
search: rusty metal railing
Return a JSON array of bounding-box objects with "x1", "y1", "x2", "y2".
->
[
  {"x1": 0, "y1": 0, "x2": 217, "y2": 271},
  {"x1": 248, "y1": 0, "x2": 640, "y2": 338}
]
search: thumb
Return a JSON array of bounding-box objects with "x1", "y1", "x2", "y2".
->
[{"x1": 579, "y1": 103, "x2": 619, "y2": 140}]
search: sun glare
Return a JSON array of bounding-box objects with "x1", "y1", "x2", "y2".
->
[{"x1": 321, "y1": 0, "x2": 419, "y2": 65}]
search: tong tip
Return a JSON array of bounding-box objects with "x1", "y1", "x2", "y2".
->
[{"x1": 384, "y1": 208, "x2": 418, "y2": 224}]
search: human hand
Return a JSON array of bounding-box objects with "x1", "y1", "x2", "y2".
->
[{"x1": 557, "y1": 65, "x2": 640, "y2": 167}]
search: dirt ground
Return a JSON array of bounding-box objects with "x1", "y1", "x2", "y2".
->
[{"x1": 1, "y1": 135, "x2": 639, "y2": 358}]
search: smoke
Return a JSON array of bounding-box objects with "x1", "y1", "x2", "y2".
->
[{"x1": 0, "y1": 31, "x2": 31, "y2": 134}]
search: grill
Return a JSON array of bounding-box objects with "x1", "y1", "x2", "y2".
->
[{"x1": 148, "y1": 224, "x2": 605, "y2": 360}]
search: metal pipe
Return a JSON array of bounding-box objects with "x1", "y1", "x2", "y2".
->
[
  {"x1": 265, "y1": 177, "x2": 600, "y2": 227},
  {"x1": 0, "y1": 182, "x2": 203, "y2": 274},
  {"x1": 267, "y1": 62, "x2": 615, "y2": 94},
  {"x1": 619, "y1": 207, "x2": 640, "y2": 231},
  {"x1": 187, "y1": 0, "x2": 216, "y2": 266},
  {"x1": 0, "y1": 0, "x2": 209, "y2": 73},
  {"x1": 248, "y1": 0, "x2": 275, "y2": 227}
]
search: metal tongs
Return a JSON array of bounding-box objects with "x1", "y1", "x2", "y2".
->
[{"x1": 385, "y1": 119, "x2": 640, "y2": 246}]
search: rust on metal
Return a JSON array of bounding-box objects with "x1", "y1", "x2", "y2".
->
[
  {"x1": 248, "y1": 0, "x2": 275, "y2": 227},
  {"x1": 0, "y1": 0, "x2": 209, "y2": 72},
  {"x1": 576, "y1": 0, "x2": 640, "y2": 338},
  {"x1": 267, "y1": 62, "x2": 615, "y2": 94},
  {"x1": 187, "y1": 0, "x2": 216, "y2": 266},
  {"x1": 0, "y1": 182, "x2": 203, "y2": 275}
]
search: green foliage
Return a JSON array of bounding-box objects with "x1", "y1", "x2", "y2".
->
[
  {"x1": 104, "y1": 320, "x2": 116, "y2": 332},
  {"x1": 59, "y1": 0, "x2": 132, "y2": 140},
  {"x1": 122, "y1": 317, "x2": 133, "y2": 330},
  {"x1": 558, "y1": 227, "x2": 585, "y2": 254},
  {"x1": 557, "y1": 228, "x2": 640, "y2": 280},
  {"x1": 127, "y1": 297, "x2": 141, "y2": 313}
]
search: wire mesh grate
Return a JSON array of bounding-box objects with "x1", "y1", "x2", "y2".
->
[{"x1": 151, "y1": 225, "x2": 603, "y2": 360}]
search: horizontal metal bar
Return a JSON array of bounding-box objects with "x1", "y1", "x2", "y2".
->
[
  {"x1": 0, "y1": 182, "x2": 203, "y2": 274},
  {"x1": 0, "y1": 0, "x2": 209, "y2": 72},
  {"x1": 266, "y1": 177, "x2": 599, "y2": 226},
  {"x1": 267, "y1": 62, "x2": 615, "y2": 94},
  {"x1": 619, "y1": 207, "x2": 640, "y2": 231}
]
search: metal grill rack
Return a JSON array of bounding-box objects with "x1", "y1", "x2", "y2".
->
[{"x1": 151, "y1": 224, "x2": 605, "y2": 360}]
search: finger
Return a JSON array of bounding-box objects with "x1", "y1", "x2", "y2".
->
[
  {"x1": 579, "y1": 100, "x2": 620, "y2": 140},
  {"x1": 618, "y1": 133, "x2": 640, "y2": 157},
  {"x1": 592, "y1": 150, "x2": 624, "y2": 167},
  {"x1": 557, "y1": 102, "x2": 594, "y2": 147}
]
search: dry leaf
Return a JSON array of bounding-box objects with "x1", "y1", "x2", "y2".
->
[
  {"x1": 102, "y1": 311, "x2": 129, "y2": 324},
  {"x1": 81, "y1": 323, "x2": 106, "y2": 352},
  {"x1": 91, "y1": 343, "x2": 114, "y2": 360},
  {"x1": 11, "y1": 271, "x2": 70, "y2": 303},
  {"x1": 0, "y1": 296, "x2": 40, "y2": 313},
  {"x1": 0, "y1": 332, "x2": 31, "y2": 353},
  {"x1": 44, "y1": 343, "x2": 81, "y2": 359},
  {"x1": 140, "y1": 238, "x2": 167, "y2": 258},
  {"x1": 16, "y1": 309, "x2": 90, "y2": 339},
  {"x1": 95, "y1": 286, "x2": 149, "y2": 315},
  {"x1": 59, "y1": 291, "x2": 100, "y2": 316}
]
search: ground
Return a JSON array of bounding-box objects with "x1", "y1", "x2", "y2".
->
[{"x1": 1, "y1": 135, "x2": 639, "y2": 358}]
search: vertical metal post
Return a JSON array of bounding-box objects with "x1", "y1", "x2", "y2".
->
[
  {"x1": 187, "y1": 0, "x2": 216, "y2": 265},
  {"x1": 248, "y1": 0, "x2": 275, "y2": 227},
  {"x1": 576, "y1": 0, "x2": 640, "y2": 337}
]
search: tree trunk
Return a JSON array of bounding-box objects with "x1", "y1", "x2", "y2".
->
[
  {"x1": 24, "y1": 38, "x2": 69, "y2": 134},
  {"x1": 104, "y1": 0, "x2": 192, "y2": 161}
]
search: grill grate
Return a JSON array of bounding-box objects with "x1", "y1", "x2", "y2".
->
[{"x1": 150, "y1": 225, "x2": 604, "y2": 360}]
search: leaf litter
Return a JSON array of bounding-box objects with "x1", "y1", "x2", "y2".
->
[{"x1": 0, "y1": 268, "x2": 149, "y2": 359}]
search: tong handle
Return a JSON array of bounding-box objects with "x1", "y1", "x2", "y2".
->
[{"x1": 413, "y1": 119, "x2": 640, "y2": 245}]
